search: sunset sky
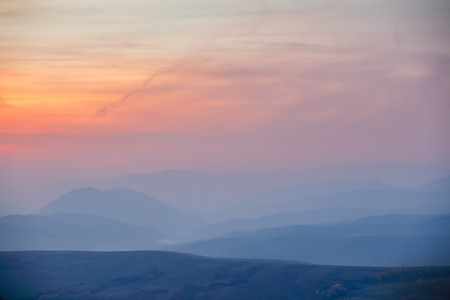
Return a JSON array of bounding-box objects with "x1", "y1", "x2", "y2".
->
[{"x1": 1, "y1": 0, "x2": 450, "y2": 190}]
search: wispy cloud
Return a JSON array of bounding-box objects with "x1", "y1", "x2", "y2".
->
[
  {"x1": 393, "y1": 27, "x2": 401, "y2": 52},
  {"x1": 0, "y1": 0, "x2": 449, "y2": 180}
]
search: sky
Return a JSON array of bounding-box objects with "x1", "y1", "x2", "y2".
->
[{"x1": 1, "y1": 0, "x2": 450, "y2": 190}]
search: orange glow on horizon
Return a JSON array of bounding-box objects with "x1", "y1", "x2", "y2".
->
[{"x1": 0, "y1": 0, "x2": 449, "y2": 178}]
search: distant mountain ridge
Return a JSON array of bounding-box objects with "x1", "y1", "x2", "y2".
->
[
  {"x1": 39, "y1": 187, "x2": 203, "y2": 236},
  {"x1": 3, "y1": 172, "x2": 450, "y2": 255},
  {"x1": 0, "y1": 213, "x2": 166, "y2": 251},
  {"x1": 38, "y1": 162, "x2": 450, "y2": 211},
  {"x1": 172, "y1": 214, "x2": 450, "y2": 267},
  {"x1": 191, "y1": 207, "x2": 396, "y2": 239},
  {"x1": 419, "y1": 175, "x2": 450, "y2": 192},
  {"x1": 217, "y1": 185, "x2": 450, "y2": 220},
  {"x1": 214, "y1": 178, "x2": 396, "y2": 220}
]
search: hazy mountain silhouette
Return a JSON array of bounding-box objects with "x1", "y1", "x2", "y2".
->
[
  {"x1": 191, "y1": 207, "x2": 398, "y2": 239},
  {"x1": 194, "y1": 206, "x2": 450, "y2": 240},
  {"x1": 214, "y1": 178, "x2": 396, "y2": 220},
  {"x1": 419, "y1": 175, "x2": 450, "y2": 192},
  {"x1": 0, "y1": 213, "x2": 166, "y2": 251},
  {"x1": 287, "y1": 189, "x2": 450, "y2": 211},
  {"x1": 36, "y1": 162, "x2": 450, "y2": 213},
  {"x1": 172, "y1": 214, "x2": 450, "y2": 267},
  {"x1": 39, "y1": 187, "x2": 203, "y2": 236},
  {"x1": 221, "y1": 188, "x2": 450, "y2": 220}
]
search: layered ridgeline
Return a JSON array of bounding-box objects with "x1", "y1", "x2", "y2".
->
[
  {"x1": 39, "y1": 187, "x2": 203, "y2": 236},
  {"x1": 1, "y1": 251, "x2": 450, "y2": 300},
  {"x1": 1, "y1": 174, "x2": 450, "y2": 262},
  {"x1": 0, "y1": 214, "x2": 166, "y2": 251},
  {"x1": 36, "y1": 162, "x2": 450, "y2": 213},
  {"x1": 419, "y1": 174, "x2": 450, "y2": 192},
  {"x1": 190, "y1": 175, "x2": 450, "y2": 238},
  {"x1": 39, "y1": 171, "x2": 450, "y2": 225},
  {"x1": 0, "y1": 187, "x2": 203, "y2": 251},
  {"x1": 211, "y1": 178, "x2": 450, "y2": 221},
  {"x1": 172, "y1": 214, "x2": 450, "y2": 267}
]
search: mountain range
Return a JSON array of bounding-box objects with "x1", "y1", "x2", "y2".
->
[
  {"x1": 39, "y1": 187, "x2": 203, "y2": 236},
  {"x1": 172, "y1": 214, "x2": 450, "y2": 267},
  {"x1": 212, "y1": 178, "x2": 450, "y2": 220},
  {"x1": 1, "y1": 172, "x2": 450, "y2": 267},
  {"x1": 32, "y1": 162, "x2": 450, "y2": 212},
  {"x1": 0, "y1": 213, "x2": 165, "y2": 251}
]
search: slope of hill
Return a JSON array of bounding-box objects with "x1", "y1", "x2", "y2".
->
[
  {"x1": 222, "y1": 189, "x2": 450, "y2": 220},
  {"x1": 210, "y1": 178, "x2": 397, "y2": 220},
  {"x1": 39, "y1": 187, "x2": 203, "y2": 236},
  {"x1": 0, "y1": 214, "x2": 167, "y2": 251},
  {"x1": 419, "y1": 175, "x2": 450, "y2": 192},
  {"x1": 191, "y1": 207, "x2": 450, "y2": 240},
  {"x1": 191, "y1": 207, "x2": 390, "y2": 239},
  {"x1": 1, "y1": 251, "x2": 450, "y2": 299},
  {"x1": 287, "y1": 190, "x2": 450, "y2": 211},
  {"x1": 237, "y1": 178, "x2": 396, "y2": 207},
  {"x1": 172, "y1": 215, "x2": 450, "y2": 267}
]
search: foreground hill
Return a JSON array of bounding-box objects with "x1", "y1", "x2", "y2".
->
[
  {"x1": 173, "y1": 215, "x2": 450, "y2": 267},
  {"x1": 39, "y1": 187, "x2": 203, "y2": 236},
  {"x1": 0, "y1": 214, "x2": 167, "y2": 251},
  {"x1": 1, "y1": 251, "x2": 450, "y2": 299}
]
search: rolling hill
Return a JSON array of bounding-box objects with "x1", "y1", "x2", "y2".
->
[
  {"x1": 419, "y1": 175, "x2": 450, "y2": 192},
  {"x1": 0, "y1": 213, "x2": 167, "y2": 251},
  {"x1": 190, "y1": 207, "x2": 390, "y2": 239},
  {"x1": 220, "y1": 188, "x2": 450, "y2": 220},
  {"x1": 39, "y1": 187, "x2": 203, "y2": 236},
  {"x1": 1, "y1": 250, "x2": 449, "y2": 299},
  {"x1": 172, "y1": 214, "x2": 450, "y2": 267}
]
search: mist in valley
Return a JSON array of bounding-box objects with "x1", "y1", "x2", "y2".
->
[{"x1": 1, "y1": 0, "x2": 450, "y2": 298}]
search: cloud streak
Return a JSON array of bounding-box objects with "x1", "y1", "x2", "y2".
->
[
  {"x1": 0, "y1": 0, "x2": 449, "y2": 185},
  {"x1": 94, "y1": 42, "x2": 212, "y2": 118}
]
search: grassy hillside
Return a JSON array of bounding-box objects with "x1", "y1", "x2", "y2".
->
[{"x1": 1, "y1": 251, "x2": 450, "y2": 299}]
